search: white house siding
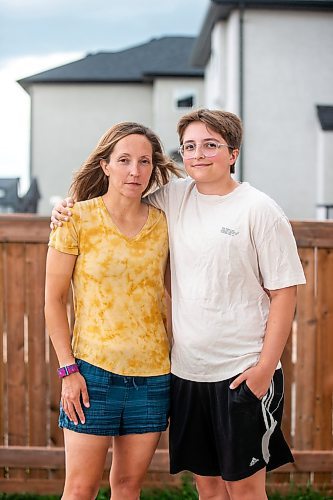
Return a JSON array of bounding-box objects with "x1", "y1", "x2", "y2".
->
[
  {"x1": 152, "y1": 77, "x2": 205, "y2": 155},
  {"x1": 317, "y1": 129, "x2": 333, "y2": 219},
  {"x1": 205, "y1": 24, "x2": 227, "y2": 110},
  {"x1": 244, "y1": 10, "x2": 333, "y2": 219},
  {"x1": 205, "y1": 13, "x2": 240, "y2": 115},
  {"x1": 31, "y1": 83, "x2": 152, "y2": 214},
  {"x1": 206, "y1": 10, "x2": 333, "y2": 219}
]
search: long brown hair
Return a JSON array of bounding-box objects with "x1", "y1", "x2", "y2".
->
[{"x1": 70, "y1": 122, "x2": 181, "y2": 201}]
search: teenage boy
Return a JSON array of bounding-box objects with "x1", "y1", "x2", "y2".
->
[{"x1": 51, "y1": 109, "x2": 305, "y2": 500}]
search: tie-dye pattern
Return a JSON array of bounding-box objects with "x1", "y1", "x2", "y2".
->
[{"x1": 48, "y1": 196, "x2": 170, "y2": 376}]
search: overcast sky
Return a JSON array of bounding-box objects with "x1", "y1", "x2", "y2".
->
[{"x1": 0, "y1": 0, "x2": 210, "y2": 192}]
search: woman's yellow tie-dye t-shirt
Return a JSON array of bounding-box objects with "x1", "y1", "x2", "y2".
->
[{"x1": 48, "y1": 196, "x2": 170, "y2": 376}]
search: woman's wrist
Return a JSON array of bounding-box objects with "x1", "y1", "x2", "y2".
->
[{"x1": 57, "y1": 362, "x2": 79, "y2": 378}]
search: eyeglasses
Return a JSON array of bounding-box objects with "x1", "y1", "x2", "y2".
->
[{"x1": 178, "y1": 140, "x2": 233, "y2": 159}]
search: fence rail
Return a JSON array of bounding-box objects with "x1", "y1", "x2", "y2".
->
[{"x1": 0, "y1": 215, "x2": 332, "y2": 494}]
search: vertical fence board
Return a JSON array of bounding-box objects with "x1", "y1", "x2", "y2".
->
[
  {"x1": 313, "y1": 249, "x2": 333, "y2": 488},
  {"x1": 0, "y1": 245, "x2": 5, "y2": 479},
  {"x1": 26, "y1": 244, "x2": 48, "y2": 479},
  {"x1": 6, "y1": 243, "x2": 27, "y2": 479},
  {"x1": 293, "y1": 248, "x2": 316, "y2": 486},
  {"x1": 0, "y1": 245, "x2": 4, "y2": 442}
]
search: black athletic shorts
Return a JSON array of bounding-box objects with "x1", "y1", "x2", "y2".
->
[{"x1": 169, "y1": 368, "x2": 294, "y2": 481}]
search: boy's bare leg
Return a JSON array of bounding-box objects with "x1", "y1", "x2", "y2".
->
[
  {"x1": 225, "y1": 468, "x2": 267, "y2": 500},
  {"x1": 194, "y1": 468, "x2": 267, "y2": 500},
  {"x1": 194, "y1": 474, "x2": 230, "y2": 500}
]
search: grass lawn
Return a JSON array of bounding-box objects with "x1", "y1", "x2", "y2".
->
[{"x1": 0, "y1": 477, "x2": 332, "y2": 500}]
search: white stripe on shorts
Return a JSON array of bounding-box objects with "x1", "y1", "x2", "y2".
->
[{"x1": 261, "y1": 377, "x2": 283, "y2": 464}]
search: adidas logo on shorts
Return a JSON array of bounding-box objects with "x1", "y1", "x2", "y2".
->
[{"x1": 249, "y1": 457, "x2": 259, "y2": 466}]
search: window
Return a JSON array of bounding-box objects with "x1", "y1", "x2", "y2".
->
[
  {"x1": 177, "y1": 95, "x2": 194, "y2": 108},
  {"x1": 174, "y1": 90, "x2": 196, "y2": 109}
]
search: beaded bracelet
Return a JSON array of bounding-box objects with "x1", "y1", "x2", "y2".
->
[{"x1": 57, "y1": 363, "x2": 79, "y2": 379}]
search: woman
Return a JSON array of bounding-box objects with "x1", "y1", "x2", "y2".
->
[{"x1": 45, "y1": 122, "x2": 179, "y2": 500}]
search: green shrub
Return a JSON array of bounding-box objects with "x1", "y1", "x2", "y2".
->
[
  {"x1": 140, "y1": 474, "x2": 198, "y2": 499},
  {"x1": 269, "y1": 486, "x2": 333, "y2": 500},
  {"x1": 0, "y1": 478, "x2": 331, "y2": 499}
]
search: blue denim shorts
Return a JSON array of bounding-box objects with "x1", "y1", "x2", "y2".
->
[{"x1": 59, "y1": 359, "x2": 170, "y2": 436}]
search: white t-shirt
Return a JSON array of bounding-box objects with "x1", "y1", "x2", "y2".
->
[{"x1": 148, "y1": 178, "x2": 306, "y2": 382}]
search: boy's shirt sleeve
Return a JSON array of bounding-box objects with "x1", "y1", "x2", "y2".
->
[
  {"x1": 146, "y1": 183, "x2": 170, "y2": 212},
  {"x1": 256, "y1": 215, "x2": 306, "y2": 290},
  {"x1": 48, "y1": 205, "x2": 80, "y2": 256}
]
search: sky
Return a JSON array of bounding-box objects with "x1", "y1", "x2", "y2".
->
[{"x1": 0, "y1": 0, "x2": 210, "y2": 193}]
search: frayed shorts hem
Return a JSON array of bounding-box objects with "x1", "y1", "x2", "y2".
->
[{"x1": 59, "y1": 422, "x2": 169, "y2": 436}]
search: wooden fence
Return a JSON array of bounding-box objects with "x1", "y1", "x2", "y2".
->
[{"x1": 0, "y1": 215, "x2": 332, "y2": 495}]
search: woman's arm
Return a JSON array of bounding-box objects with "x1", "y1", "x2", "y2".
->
[
  {"x1": 45, "y1": 247, "x2": 89, "y2": 424},
  {"x1": 230, "y1": 286, "x2": 297, "y2": 398},
  {"x1": 164, "y1": 254, "x2": 173, "y2": 346}
]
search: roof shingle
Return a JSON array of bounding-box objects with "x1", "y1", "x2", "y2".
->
[{"x1": 18, "y1": 36, "x2": 203, "y2": 90}]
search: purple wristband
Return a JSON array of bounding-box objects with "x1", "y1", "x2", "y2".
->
[{"x1": 57, "y1": 363, "x2": 79, "y2": 379}]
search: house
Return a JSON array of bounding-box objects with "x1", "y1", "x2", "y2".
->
[
  {"x1": 191, "y1": 0, "x2": 333, "y2": 218},
  {"x1": 18, "y1": 37, "x2": 204, "y2": 214}
]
